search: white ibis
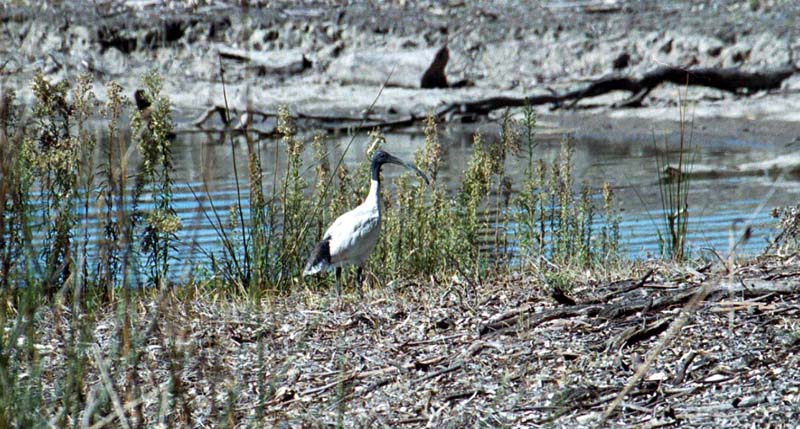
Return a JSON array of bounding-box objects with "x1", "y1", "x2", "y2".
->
[{"x1": 303, "y1": 150, "x2": 429, "y2": 294}]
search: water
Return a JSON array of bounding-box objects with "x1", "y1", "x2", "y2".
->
[
  {"x1": 35, "y1": 121, "x2": 800, "y2": 278},
  {"x1": 185, "y1": 123, "x2": 796, "y2": 253}
]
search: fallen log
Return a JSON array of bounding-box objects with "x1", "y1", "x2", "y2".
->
[
  {"x1": 217, "y1": 45, "x2": 311, "y2": 75},
  {"x1": 611, "y1": 65, "x2": 797, "y2": 107},
  {"x1": 447, "y1": 65, "x2": 797, "y2": 113},
  {"x1": 192, "y1": 65, "x2": 797, "y2": 131}
]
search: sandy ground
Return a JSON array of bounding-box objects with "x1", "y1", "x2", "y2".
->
[{"x1": 1, "y1": 0, "x2": 800, "y2": 138}]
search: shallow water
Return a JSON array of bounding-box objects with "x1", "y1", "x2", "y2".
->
[{"x1": 47, "y1": 122, "x2": 800, "y2": 279}]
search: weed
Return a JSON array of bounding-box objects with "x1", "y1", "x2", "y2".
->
[
  {"x1": 132, "y1": 71, "x2": 180, "y2": 288},
  {"x1": 98, "y1": 81, "x2": 127, "y2": 300}
]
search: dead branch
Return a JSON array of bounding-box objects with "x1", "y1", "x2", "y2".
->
[
  {"x1": 479, "y1": 278, "x2": 799, "y2": 337},
  {"x1": 607, "y1": 318, "x2": 672, "y2": 350},
  {"x1": 670, "y1": 351, "x2": 699, "y2": 385},
  {"x1": 193, "y1": 65, "x2": 796, "y2": 133},
  {"x1": 218, "y1": 46, "x2": 311, "y2": 75},
  {"x1": 446, "y1": 65, "x2": 797, "y2": 114}
]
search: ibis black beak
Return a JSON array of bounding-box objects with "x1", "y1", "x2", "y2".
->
[{"x1": 387, "y1": 154, "x2": 430, "y2": 185}]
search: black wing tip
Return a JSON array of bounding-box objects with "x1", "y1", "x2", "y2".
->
[{"x1": 304, "y1": 238, "x2": 331, "y2": 274}]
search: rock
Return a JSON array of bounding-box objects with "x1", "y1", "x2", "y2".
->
[
  {"x1": 612, "y1": 52, "x2": 630, "y2": 69},
  {"x1": 659, "y1": 38, "x2": 673, "y2": 54},
  {"x1": 20, "y1": 20, "x2": 62, "y2": 59},
  {"x1": 721, "y1": 42, "x2": 752, "y2": 67},
  {"x1": 248, "y1": 28, "x2": 279, "y2": 50},
  {"x1": 99, "y1": 47, "x2": 129, "y2": 75},
  {"x1": 326, "y1": 47, "x2": 439, "y2": 87},
  {"x1": 749, "y1": 32, "x2": 790, "y2": 67},
  {"x1": 697, "y1": 36, "x2": 724, "y2": 57},
  {"x1": 67, "y1": 25, "x2": 92, "y2": 53}
]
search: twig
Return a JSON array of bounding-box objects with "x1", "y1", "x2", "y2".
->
[
  {"x1": 414, "y1": 360, "x2": 464, "y2": 383},
  {"x1": 91, "y1": 345, "x2": 132, "y2": 429},
  {"x1": 600, "y1": 283, "x2": 715, "y2": 423},
  {"x1": 670, "y1": 351, "x2": 698, "y2": 385}
]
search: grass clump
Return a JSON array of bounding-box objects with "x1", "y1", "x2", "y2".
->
[
  {"x1": 515, "y1": 139, "x2": 619, "y2": 270},
  {"x1": 654, "y1": 92, "x2": 695, "y2": 262},
  {"x1": 376, "y1": 108, "x2": 620, "y2": 288}
]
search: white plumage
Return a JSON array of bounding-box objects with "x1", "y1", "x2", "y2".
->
[
  {"x1": 303, "y1": 179, "x2": 382, "y2": 275},
  {"x1": 304, "y1": 150, "x2": 429, "y2": 294}
]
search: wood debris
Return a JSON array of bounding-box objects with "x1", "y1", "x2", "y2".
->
[{"x1": 31, "y1": 256, "x2": 800, "y2": 427}]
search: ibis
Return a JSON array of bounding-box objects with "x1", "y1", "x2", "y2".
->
[
  {"x1": 303, "y1": 150, "x2": 429, "y2": 294},
  {"x1": 133, "y1": 89, "x2": 176, "y2": 140}
]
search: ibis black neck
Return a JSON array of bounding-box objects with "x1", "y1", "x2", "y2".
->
[{"x1": 371, "y1": 159, "x2": 383, "y2": 182}]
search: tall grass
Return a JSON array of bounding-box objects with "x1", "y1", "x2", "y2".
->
[
  {"x1": 131, "y1": 72, "x2": 180, "y2": 288},
  {"x1": 0, "y1": 78, "x2": 630, "y2": 291},
  {"x1": 374, "y1": 108, "x2": 620, "y2": 285},
  {"x1": 655, "y1": 91, "x2": 695, "y2": 261}
]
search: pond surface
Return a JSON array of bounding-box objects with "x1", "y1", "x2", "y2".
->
[
  {"x1": 63, "y1": 119, "x2": 799, "y2": 279},
  {"x1": 164, "y1": 120, "x2": 796, "y2": 262}
]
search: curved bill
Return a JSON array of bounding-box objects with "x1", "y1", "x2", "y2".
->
[{"x1": 387, "y1": 154, "x2": 430, "y2": 185}]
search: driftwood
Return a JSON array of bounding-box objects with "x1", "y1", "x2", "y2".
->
[
  {"x1": 455, "y1": 65, "x2": 798, "y2": 113},
  {"x1": 427, "y1": 65, "x2": 797, "y2": 115},
  {"x1": 217, "y1": 46, "x2": 311, "y2": 75},
  {"x1": 192, "y1": 64, "x2": 797, "y2": 133},
  {"x1": 603, "y1": 65, "x2": 797, "y2": 107}
]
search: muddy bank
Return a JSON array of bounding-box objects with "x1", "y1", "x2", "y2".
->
[{"x1": 1, "y1": 1, "x2": 800, "y2": 131}]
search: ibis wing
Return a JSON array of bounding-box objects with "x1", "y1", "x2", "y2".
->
[
  {"x1": 303, "y1": 238, "x2": 331, "y2": 275},
  {"x1": 325, "y1": 208, "x2": 381, "y2": 265}
]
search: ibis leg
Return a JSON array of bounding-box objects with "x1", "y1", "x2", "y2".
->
[
  {"x1": 356, "y1": 266, "x2": 364, "y2": 296},
  {"x1": 335, "y1": 267, "x2": 342, "y2": 296}
]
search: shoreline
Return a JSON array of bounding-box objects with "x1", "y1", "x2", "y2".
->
[{"x1": 2, "y1": 1, "x2": 799, "y2": 135}]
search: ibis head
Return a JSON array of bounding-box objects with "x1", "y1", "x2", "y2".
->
[
  {"x1": 134, "y1": 89, "x2": 150, "y2": 111},
  {"x1": 371, "y1": 150, "x2": 430, "y2": 185}
]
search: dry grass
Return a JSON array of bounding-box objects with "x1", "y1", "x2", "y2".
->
[{"x1": 26, "y1": 256, "x2": 800, "y2": 428}]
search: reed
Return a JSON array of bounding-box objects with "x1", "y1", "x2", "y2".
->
[{"x1": 655, "y1": 89, "x2": 695, "y2": 261}]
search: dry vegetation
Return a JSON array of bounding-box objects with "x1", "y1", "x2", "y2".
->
[{"x1": 27, "y1": 256, "x2": 800, "y2": 427}]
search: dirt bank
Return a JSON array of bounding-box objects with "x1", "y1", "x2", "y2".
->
[{"x1": 2, "y1": 0, "x2": 799, "y2": 133}]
